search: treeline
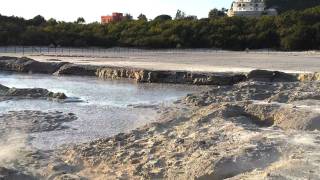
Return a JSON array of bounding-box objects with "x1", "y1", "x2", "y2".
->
[{"x1": 0, "y1": 6, "x2": 319, "y2": 50}]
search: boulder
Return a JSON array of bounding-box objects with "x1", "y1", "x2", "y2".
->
[
  {"x1": 0, "y1": 167, "x2": 35, "y2": 180},
  {"x1": 49, "y1": 92, "x2": 67, "y2": 99},
  {"x1": 0, "y1": 84, "x2": 67, "y2": 100},
  {"x1": 0, "y1": 84, "x2": 9, "y2": 94},
  {"x1": 247, "y1": 70, "x2": 297, "y2": 82},
  {"x1": 0, "y1": 56, "x2": 67, "y2": 74},
  {"x1": 54, "y1": 64, "x2": 98, "y2": 76}
]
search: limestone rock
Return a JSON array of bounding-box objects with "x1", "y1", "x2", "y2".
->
[{"x1": 298, "y1": 72, "x2": 320, "y2": 82}]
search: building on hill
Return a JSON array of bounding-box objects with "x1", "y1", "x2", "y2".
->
[
  {"x1": 101, "y1": 13, "x2": 124, "y2": 24},
  {"x1": 227, "y1": 0, "x2": 277, "y2": 17}
]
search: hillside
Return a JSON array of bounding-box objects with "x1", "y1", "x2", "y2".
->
[{"x1": 265, "y1": 0, "x2": 320, "y2": 13}]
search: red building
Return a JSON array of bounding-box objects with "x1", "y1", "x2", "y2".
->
[{"x1": 101, "y1": 12, "x2": 124, "y2": 24}]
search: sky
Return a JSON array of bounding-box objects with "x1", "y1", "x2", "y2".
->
[{"x1": 0, "y1": 0, "x2": 233, "y2": 22}]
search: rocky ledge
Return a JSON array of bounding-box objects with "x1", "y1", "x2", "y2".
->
[
  {"x1": 0, "y1": 83, "x2": 67, "y2": 101},
  {"x1": 2, "y1": 56, "x2": 319, "y2": 85}
]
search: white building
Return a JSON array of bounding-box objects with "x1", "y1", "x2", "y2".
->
[{"x1": 227, "y1": 0, "x2": 266, "y2": 17}]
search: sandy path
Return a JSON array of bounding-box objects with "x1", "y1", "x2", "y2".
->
[{"x1": 1, "y1": 50, "x2": 319, "y2": 73}]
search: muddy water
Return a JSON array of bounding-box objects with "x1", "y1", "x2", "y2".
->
[{"x1": 0, "y1": 72, "x2": 200, "y2": 150}]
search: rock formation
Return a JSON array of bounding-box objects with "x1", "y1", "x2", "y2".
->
[
  {"x1": 0, "y1": 56, "x2": 67, "y2": 74},
  {"x1": 47, "y1": 81, "x2": 320, "y2": 179},
  {"x1": 0, "y1": 84, "x2": 67, "y2": 101}
]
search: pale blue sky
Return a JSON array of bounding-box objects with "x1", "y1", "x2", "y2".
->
[{"x1": 0, "y1": 0, "x2": 233, "y2": 22}]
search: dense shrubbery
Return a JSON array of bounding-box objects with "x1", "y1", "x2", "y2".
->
[
  {"x1": 0, "y1": 6, "x2": 319, "y2": 50},
  {"x1": 265, "y1": 0, "x2": 320, "y2": 13}
]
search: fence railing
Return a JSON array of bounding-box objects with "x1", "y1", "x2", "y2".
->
[{"x1": 0, "y1": 46, "x2": 319, "y2": 57}]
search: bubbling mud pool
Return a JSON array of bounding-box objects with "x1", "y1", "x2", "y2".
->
[{"x1": 0, "y1": 72, "x2": 201, "y2": 150}]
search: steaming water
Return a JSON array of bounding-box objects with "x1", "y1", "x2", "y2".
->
[{"x1": 0, "y1": 72, "x2": 198, "y2": 150}]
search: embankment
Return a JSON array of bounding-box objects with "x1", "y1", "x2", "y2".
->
[{"x1": 1, "y1": 56, "x2": 318, "y2": 85}]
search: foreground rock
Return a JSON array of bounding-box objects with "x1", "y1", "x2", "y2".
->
[
  {"x1": 0, "y1": 84, "x2": 67, "y2": 101},
  {"x1": 0, "y1": 81, "x2": 319, "y2": 179},
  {"x1": 0, "y1": 167, "x2": 35, "y2": 180},
  {"x1": 41, "y1": 81, "x2": 320, "y2": 179}
]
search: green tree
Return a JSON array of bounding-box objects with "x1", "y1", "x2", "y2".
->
[
  {"x1": 265, "y1": 0, "x2": 320, "y2": 13},
  {"x1": 137, "y1": 14, "x2": 148, "y2": 21},
  {"x1": 29, "y1": 15, "x2": 46, "y2": 26},
  {"x1": 47, "y1": 18, "x2": 58, "y2": 25},
  {"x1": 76, "y1": 17, "x2": 85, "y2": 24},
  {"x1": 154, "y1": 15, "x2": 172, "y2": 21},
  {"x1": 208, "y1": 8, "x2": 226, "y2": 19},
  {"x1": 175, "y1": 10, "x2": 186, "y2": 20}
]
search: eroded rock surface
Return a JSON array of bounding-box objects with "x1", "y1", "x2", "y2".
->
[
  {"x1": 44, "y1": 81, "x2": 320, "y2": 179},
  {"x1": 97, "y1": 67, "x2": 246, "y2": 85},
  {"x1": 0, "y1": 111, "x2": 77, "y2": 134},
  {"x1": 0, "y1": 167, "x2": 35, "y2": 180},
  {"x1": 1, "y1": 56, "x2": 248, "y2": 85},
  {"x1": 0, "y1": 84, "x2": 67, "y2": 101},
  {"x1": 0, "y1": 56, "x2": 67, "y2": 74},
  {"x1": 54, "y1": 63, "x2": 98, "y2": 76},
  {"x1": 247, "y1": 69, "x2": 297, "y2": 82}
]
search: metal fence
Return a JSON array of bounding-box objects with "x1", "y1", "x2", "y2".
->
[
  {"x1": 0, "y1": 46, "x2": 221, "y2": 57},
  {"x1": 0, "y1": 46, "x2": 319, "y2": 57}
]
